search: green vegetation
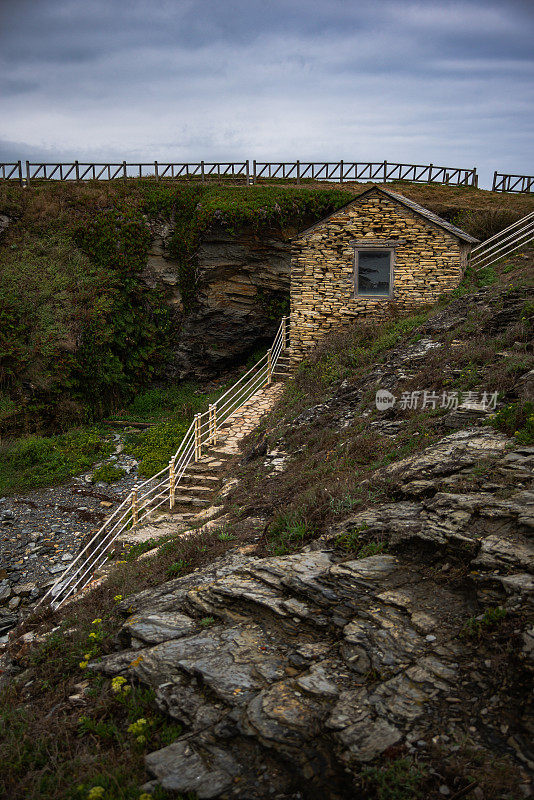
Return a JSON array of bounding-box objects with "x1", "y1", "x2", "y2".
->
[
  {"x1": 267, "y1": 510, "x2": 314, "y2": 555},
  {"x1": 462, "y1": 606, "x2": 507, "y2": 637},
  {"x1": 360, "y1": 757, "x2": 428, "y2": 799},
  {"x1": 91, "y1": 462, "x2": 126, "y2": 484},
  {"x1": 124, "y1": 420, "x2": 190, "y2": 477},
  {"x1": 487, "y1": 401, "x2": 534, "y2": 444},
  {"x1": 0, "y1": 426, "x2": 113, "y2": 494}
]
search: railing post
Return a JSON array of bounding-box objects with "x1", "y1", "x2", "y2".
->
[
  {"x1": 209, "y1": 403, "x2": 217, "y2": 445},
  {"x1": 194, "y1": 413, "x2": 201, "y2": 461},
  {"x1": 296, "y1": 159, "x2": 300, "y2": 185},
  {"x1": 169, "y1": 458, "x2": 175, "y2": 510},
  {"x1": 26, "y1": 160, "x2": 30, "y2": 187},
  {"x1": 245, "y1": 159, "x2": 250, "y2": 186},
  {"x1": 123, "y1": 161, "x2": 127, "y2": 183},
  {"x1": 201, "y1": 160, "x2": 205, "y2": 183},
  {"x1": 253, "y1": 159, "x2": 257, "y2": 184},
  {"x1": 267, "y1": 349, "x2": 272, "y2": 385},
  {"x1": 339, "y1": 160, "x2": 343, "y2": 184},
  {"x1": 131, "y1": 486, "x2": 138, "y2": 527},
  {"x1": 383, "y1": 160, "x2": 387, "y2": 183},
  {"x1": 492, "y1": 171, "x2": 498, "y2": 192},
  {"x1": 18, "y1": 160, "x2": 23, "y2": 186},
  {"x1": 75, "y1": 160, "x2": 80, "y2": 182},
  {"x1": 154, "y1": 160, "x2": 159, "y2": 181}
]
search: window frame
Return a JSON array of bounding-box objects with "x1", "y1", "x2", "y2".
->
[{"x1": 353, "y1": 245, "x2": 396, "y2": 299}]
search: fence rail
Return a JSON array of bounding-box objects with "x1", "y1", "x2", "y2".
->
[
  {"x1": 39, "y1": 317, "x2": 290, "y2": 610},
  {"x1": 0, "y1": 159, "x2": 480, "y2": 188},
  {"x1": 469, "y1": 210, "x2": 534, "y2": 271},
  {"x1": 253, "y1": 160, "x2": 477, "y2": 186},
  {"x1": 492, "y1": 172, "x2": 534, "y2": 193},
  {"x1": 0, "y1": 161, "x2": 23, "y2": 183}
]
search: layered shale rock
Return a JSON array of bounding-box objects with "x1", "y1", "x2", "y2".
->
[
  {"x1": 91, "y1": 432, "x2": 533, "y2": 799},
  {"x1": 143, "y1": 222, "x2": 292, "y2": 378}
]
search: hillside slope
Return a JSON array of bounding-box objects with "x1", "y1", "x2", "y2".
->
[{"x1": 1, "y1": 251, "x2": 532, "y2": 800}]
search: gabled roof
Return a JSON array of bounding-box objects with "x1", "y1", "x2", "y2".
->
[{"x1": 294, "y1": 185, "x2": 479, "y2": 244}]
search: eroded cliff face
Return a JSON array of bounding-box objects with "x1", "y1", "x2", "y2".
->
[{"x1": 143, "y1": 221, "x2": 295, "y2": 378}]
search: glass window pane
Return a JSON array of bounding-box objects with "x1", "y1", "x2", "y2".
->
[{"x1": 357, "y1": 251, "x2": 391, "y2": 296}]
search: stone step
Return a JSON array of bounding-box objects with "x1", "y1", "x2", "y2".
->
[
  {"x1": 172, "y1": 495, "x2": 212, "y2": 508},
  {"x1": 176, "y1": 483, "x2": 214, "y2": 495},
  {"x1": 185, "y1": 460, "x2": 225, "y2": 473},
  {"x1": 180, "y1": 473, "x2": 221, "y2": 487}
]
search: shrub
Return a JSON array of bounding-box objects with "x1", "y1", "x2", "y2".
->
[
  {"x1": 124, "y1": 420, "x2": 189, "y2": 477},
  {"x1": 91, "y1": 462, "x2": 126, "y2": 484},
  {"x1": 267, "y1": 511, "x2": 314, "y2": 555},
  {"x1": 0, "y1": 427, "x2": 113, "y2": 494},
  {"x1": 487, "y1": 401, "x2": 534, "y2": 444}
]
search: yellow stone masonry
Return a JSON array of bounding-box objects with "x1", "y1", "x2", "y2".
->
[{"x1": 290, "y1": 190, "x2": 472, "y2": 364}]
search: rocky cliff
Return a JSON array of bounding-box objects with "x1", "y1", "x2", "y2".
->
[{"x1": 144, "y1": 221, "x2": 293, "y2": 378}]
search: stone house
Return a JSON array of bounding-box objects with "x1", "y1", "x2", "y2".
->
[{"x1": 290, "y1": 185, "x2": 478, "y2": 363}]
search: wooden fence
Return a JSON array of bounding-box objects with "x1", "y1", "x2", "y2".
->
[
  {"x1": 2, "y1": 160, "x2": 533, "y2": 192},
  {"x1": 492, "y1": 172, "x2": 534, "y2": 193},
  {"x1": 0, "y1": 159, "x2": 478, "y2": 188},
  {"x1": 0, "y1": 161, "x2": 23, "y2": 183}
]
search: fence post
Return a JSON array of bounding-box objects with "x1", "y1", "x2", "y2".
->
[
  {"x1": 492, "y1": 171, "x2": 498, "y2": 191},
  {"x1": 74, "y1": 160, "x2": 80, "y2": 182},
  {"x1": 245, "y1": 159, "x2": 250, "y2": 186},
  {"x1": 267, "y1": 349, "x2": 272, "y2": 385},
  {"x1": 201, "y1": 160, "x2": 205, "y2": 183},
  {"x1": 428, "y1": 163, "x2": 433, "y2": 182},
  {"x1": 339, "y1": 160, "x2": 343, "y2": 184},
  {"x1": 209, "y1": 403, "x2": 217, "y2": 444},
  {"x1": 26, "y1": 160, "x2": 30, "y2": 187},
  {"x1": 154, "y1": 161, "x2": 159, "y2": 181},
  {"x1": 473, "y1": 169, "x2": 478, "y2": 188},
  {"x1": 253, "y1": 159, "x2": 257, "y2": 183},
  {"x1": 194, "y1": 414, "x2": 201, "y2": 461},
  {"x1": 122, "y1": 161, "x2": 127, "y2": 183},
  {"x1": 296, "y1": 160, "x2": 300, "y2": 185},
  {"x1": 383, "y1": 160, "x2": 387, "y2": 183},
  {"x1": 131, "y1": 486, "x2": 138, "y2": 527},
  {"x1": 169, "y1": 458, "x2": 175, "y2": 510},
  {"x1": 18, "y1": 160, "x2": 23, "y2": 186}
]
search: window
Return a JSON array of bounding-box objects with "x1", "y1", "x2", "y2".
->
[{"x1": 355, "y1": 249, "x2": 393, "y2": 297}]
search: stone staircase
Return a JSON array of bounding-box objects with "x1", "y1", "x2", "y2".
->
[{"x1": 116, "y1": 380, "x2": 286, "y2": 548}]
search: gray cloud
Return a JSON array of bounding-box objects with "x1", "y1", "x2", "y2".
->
[{"x1": 0, "y1": 0, "x2": 532, "y2": 186}]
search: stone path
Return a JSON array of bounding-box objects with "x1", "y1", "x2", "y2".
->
[
  {"x1": 117, "y1": 381, "x2": 285, "y2": 547},
  {"x1": 212, "y1": 382, "x2": 285, "y2": 455}
]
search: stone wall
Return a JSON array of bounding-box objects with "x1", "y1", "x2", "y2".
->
[{"x1": 290, "y1": 192, "x2": 470, "y2": 364}]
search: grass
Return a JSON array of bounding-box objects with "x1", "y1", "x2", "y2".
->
[
  {"x1": 267, "y1": 510, "x2": 315, "y2": 555},
  {"x1": 462, "y1": 606, "x2": 507, "y2": 638},
  {"x1": 360, "y1": 757, "x2": 428, "y2": 799},
  {"x1": 0, "y1": 426, "x2": 113, "y2": 494}
]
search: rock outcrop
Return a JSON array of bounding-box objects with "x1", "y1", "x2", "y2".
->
[
  {"x1": 91, "y1": 429, "x2": 534, "y2": 799},
  {"x1": 143, "y1": 222, "x2": 293, "y2": 378}
]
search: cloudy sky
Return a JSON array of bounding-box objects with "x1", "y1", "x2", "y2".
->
[{"x1": 0, "y1": 0, "x2": 532, "y2": 187}]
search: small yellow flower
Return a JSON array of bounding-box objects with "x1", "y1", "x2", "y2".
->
[
  {"x1": 92, "y1": 619, "x2": 102, "y2": 625},
  {"x1": 114, "y1": 595, "x2": 123, "y2": 603},
  {"x1": 111, "y1": 676, "x2": 127, "y2": 694},
  {"x1": 79, "y1": 661, "x2": 88, "y2": 669},
  {"x1": 123, "y1": 685, "x2": 131, "y2": 694},
  {"x1": 84, "y1": 653, "x2": 92, "y2": 660},
  {"x1": 87, "y1": 787, "x2": 105, "y2": 800},
  {"x1": 88, "y1": 632, "x2": 98, "y2": 640}
]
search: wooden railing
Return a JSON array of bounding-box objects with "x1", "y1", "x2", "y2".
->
[
  {"x1": 0, "y1": 161, "x2": 23, "y2": 183},
  {"x1": 492, "y1": 172, "x2": 534, "y2": 193},
  {"x1": 0, "y1": 159, "x2": 479, "y2": 188},
  {"x1": 38, "y1": 317, "x2": 290, "y2": 610},
  {"x1": 252, "y1": 160, "x2": 478, "y2": 186}
]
